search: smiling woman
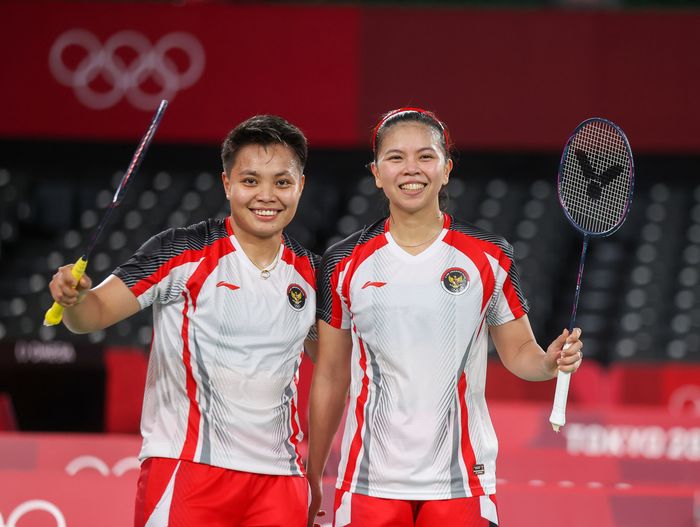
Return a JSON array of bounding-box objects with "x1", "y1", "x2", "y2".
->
[
  {"x1": 370, "y1": 108, "x2": 452, "y2": 253},
  {"x1": 222, "y1": 142, "x2": 305, "y2": 273},
  {"x1": 47, "y1": 114, "x2": 320, "y2": 527},
  {"x1": 306, "y1": 108, "x2": 584, "y2": 527}
]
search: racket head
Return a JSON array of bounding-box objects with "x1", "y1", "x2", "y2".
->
[{"x1": 557, "y1": 117, "x2": 635, "y2": 237}]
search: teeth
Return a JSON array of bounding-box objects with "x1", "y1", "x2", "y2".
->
[
  {"x1": 400, "y1": 183, "x2": 425, "y2": 190},
  {"x1": 253, "y1": 209, "x2": 278, "y2": 216}
]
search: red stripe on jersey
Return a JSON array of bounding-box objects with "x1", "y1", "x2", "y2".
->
[
  {"x1": 130, "y1": 237, "x2": 235, "y2": 299},
  {"x1": 454, "y1": 229, "x2": 527, "y2": 319},
  {"x1": 457, "y1": 371, "x2": 485, "y2": 496},
  {"x1": 224, "y1": 216, "x2": 233, "y2": 236},
  {"x1": 443, "y1": 231, "x2": 497, "y2": 311},
  {"x1": 289, "y1": 393, "x2": 304, "y2": 474},
  {"x1": 340, "y1": 235, "x2": 388, "y2": 313},
  {"x1": 281, "y1": 246, "x2": 316, "y2": 290},
  {"x1": 502, "y1": 274, "x2": 526, "y2": 319},
  {"x1": 178, "y1": 292, "x2": 201, "y2": 461},
  {"x1": 340, "y1": 332, "x2": 371, "y2": 491},
  {"x1": 328, "y1": 255, "x2": 353, "y2": 328},
  {"x1": 185, "y1": 237, "x2": 236, "y2": 310},
  {"x1": 327, "y1": 232, "x2": 388, "y2": 328}
]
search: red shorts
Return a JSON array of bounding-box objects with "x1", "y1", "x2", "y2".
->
[
  {"x1": 333, "y1": 489, "x2": 499, "y2": 527},
  {"x1": 134, "y1": 457, "x2": 308, "y2": 527}
]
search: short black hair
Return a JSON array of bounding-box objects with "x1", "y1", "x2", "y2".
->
[{"x1": 221, "y1": 115, "x2": 308, "y2": 175}]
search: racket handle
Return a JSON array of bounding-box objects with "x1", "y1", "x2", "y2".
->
[
  {"x1": 549, "y1": 342, "x2": 572, "y2": 432},
  {"x1": 43, "y1": 257, "x2": 89, "y2": 327}
]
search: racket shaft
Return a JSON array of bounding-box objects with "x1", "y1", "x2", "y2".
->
[
  {"x1": 84, "y1": 100, "x2": 168, "y2": 257},
  {"x1": 549, "y1": 344, "x2": 572, "y2": 432},
  {"x1": 43, "y1": 257, "x2": 88, "y2": 326},
  {"x1": 43, "y1": 100, "x2": 167, "y2": 326}
]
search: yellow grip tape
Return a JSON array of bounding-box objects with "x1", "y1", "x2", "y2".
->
[{"x1": 43, "y1": 257, "x2": 89, "y2": 326}]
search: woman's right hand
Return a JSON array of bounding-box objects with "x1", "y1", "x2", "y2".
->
[
  {"x1": 307, "y1": 473, "x2": 325, "y2": 527},
  {"x1": 48, "y1": 264, "x2": 92, "y2": 308}
]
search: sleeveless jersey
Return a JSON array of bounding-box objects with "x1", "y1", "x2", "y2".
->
[
  {"x1": 317, "y1": 214, "x2": 528, "y2": 499},
  {"x1": 113, "y1": 216, "x2": 318, "y2": 476}
]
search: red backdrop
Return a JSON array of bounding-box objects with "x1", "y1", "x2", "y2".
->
[
  {"x1": 1, "y1": 403, "x2": 698, "y2": 527},
  {"x1": 1, "y1": 2, "x2": 699, "y2": 152}
]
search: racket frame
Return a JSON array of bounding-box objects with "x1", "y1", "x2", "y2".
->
[
  {"x1": 557, "y1": 117, "x2": 635, "y2": 238},
  {"x1": 549, "y1": 117, "x2": 635, "y2": 431}
]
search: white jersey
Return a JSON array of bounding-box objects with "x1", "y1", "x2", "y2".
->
[
  {"x1": 113, "y1": 217, "x2": 318, "y2": 476},
  {"x1": 317, "y1": 214, "x2": 529, "y2": 499}
]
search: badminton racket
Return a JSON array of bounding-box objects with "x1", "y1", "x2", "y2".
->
[
  {"x1": 549, "y1": 117, "x2": 634, "y2": 432},
  {"x1": 43, "y1": 99, "x2": 168, "y2": 326}
]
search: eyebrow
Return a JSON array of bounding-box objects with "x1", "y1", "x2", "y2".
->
[
  {"x1": 383, "y1": 147, "x2": 437, "y2": 155},
  {"x1": 238, "y1": 169, "x2": 295, "y2": 177}
]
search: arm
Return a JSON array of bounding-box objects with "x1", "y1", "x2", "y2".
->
[
  {"x1": 304, "y1": 322, "x2": 319, "y2": 363},
  {"x1": 304, "y1": 338, "x2": 318, "y2": 363},
  {"x1": 306, "y1": 320, "x2": 352, "y2": 527},
  {"x1": 48, "y1": 264, "x2": 141, "y2": 333},
  {"x1": 490, "y1": 315, "x2": 583, "y2": 381}
]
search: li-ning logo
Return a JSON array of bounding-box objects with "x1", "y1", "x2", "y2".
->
[
  {"x1": 574, "y1": 149, "x2": 623, "y2": 201},
  {"x1": 216, "y1": 281, "x2": 240, "y2": 292},
  {"x1": 361, "y1": 281, "x2": 386, "y2": 289},
  {"x1": 49, "y1": 29, "x2": 205, "y2": 110},
  {"x1": 441, "y1": 267, "x2": 469, "y2": 295},
  {"x1": 65, "y1": 455, "x2": 140, "y2": 476},
  {"x1": 287, "y1": 284, "x2": 307, "y2": 311},
  {"x1": 0, "y1": 500, "x2": 66, "y2": 527}
]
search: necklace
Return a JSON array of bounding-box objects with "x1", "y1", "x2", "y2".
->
[
  {"x1": 393, "y1": 231, "x2": 441, "y2": 248},
  {"x1": 391, "y1": 214, "x2": 444, "y2": 248},
  {"x1": 257, "y1": 248, "x2": 281, "y2": 279}
]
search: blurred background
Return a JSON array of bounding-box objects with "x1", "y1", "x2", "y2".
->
[{"x1": 0, "y1": 0, "x2": 699, "y2": 526}]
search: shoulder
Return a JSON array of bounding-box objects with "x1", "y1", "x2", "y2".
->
[
  {"x1": 322, "y1": 217, "x2": 387, "y2": 264},
  {"x1": 172, "y1": 218, "x2": 230, "y2": 248},
  {"x1": 282, "y1": 232, "x2": 321, "y2": 269},
  {"x1": 144, "y1": 218, "x2": 230, "y2": 254},
  {"x1": 447, "y1": 216, "x2": 515, "y2": 259}
]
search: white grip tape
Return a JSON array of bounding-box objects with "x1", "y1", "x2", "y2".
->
[{"x1": 549, "y1": 342, "x2": 572, "y2": 432}]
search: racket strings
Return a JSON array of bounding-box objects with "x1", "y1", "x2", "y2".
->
[{"x1": 560, "y1": 121, "x2": 632, "y2": 234}]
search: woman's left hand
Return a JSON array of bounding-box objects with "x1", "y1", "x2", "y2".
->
[{"x1": 546, "y1": 328, "x2": 583, "y2": 376}]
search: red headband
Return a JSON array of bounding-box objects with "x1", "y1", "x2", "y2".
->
[{"x1": 371, "y1": 107, "x2": 449, "y2": 152}]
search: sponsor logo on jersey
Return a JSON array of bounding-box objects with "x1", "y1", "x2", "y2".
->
[
  {"x1": 216, "y1": 281, "x2": 240, "y2": 291},
  {"x1": 473, "y1": 463, "x2": 485, "y2": 475},
  {"x1": 361, "y1": 281, "x2": 387, "y2": 289},
  {"x1": 441, "y1": 267, "x2": 469, "y2": 295},
  {"x1": 287, "y1": 284, "x2": 306, "y2": 311}
]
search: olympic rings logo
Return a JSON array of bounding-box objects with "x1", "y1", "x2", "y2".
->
[
  {"x1": 65, "y1": 455, "x2": 140, "y2": 476},
  {"x1": 0, "y1": 500, "x2": 66, "y2": 527},
  {"x1": 49, "y1": 29, "x2": 205, "y2": 110}
]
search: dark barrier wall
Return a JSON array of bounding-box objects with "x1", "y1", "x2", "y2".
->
[
  {"x1": 1, "y1": 2, "x2": 699, "y2": 152},
  {"x1": 0, "y1": 340, "x2": 105, "y2": 431}
]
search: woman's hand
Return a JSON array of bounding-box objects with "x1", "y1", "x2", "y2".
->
[
  {"x1": 48, "y1": 264, "x2": 92, "y2": 308},
  {"x1": 546, "y1": 328, "x2": 583, "y2": 376}
]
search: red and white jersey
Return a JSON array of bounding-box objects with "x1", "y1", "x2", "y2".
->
[
  {"x1": 113, "y1": 217, "x2": 318, "y2": 477},
  {"x1": 317, "y1": 214, "x2": 529, "y2": 500}
]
